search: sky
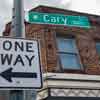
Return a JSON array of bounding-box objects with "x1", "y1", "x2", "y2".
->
[{"x1": 0, "y1": 0, "x2": 100, "y2": 34}]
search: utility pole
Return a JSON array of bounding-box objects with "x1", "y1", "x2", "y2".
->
[
  {"x1": 10, "y1": 0, "x2": 25, "y2": 99},
  {"x1": 11, "y1": 0, "x2": 25, "y2": 37},
  {"x1": 10, "y1": 0, "x2": 37, "y2": 100}
]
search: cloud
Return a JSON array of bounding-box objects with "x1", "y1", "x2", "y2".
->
[
  {"x1": 0, "y1": 16, "x2": 4, "y2": 35},
  {"x1": 24, "y1": 0, "x2": 71, "y2": 11},
  {"x1": 68, "y1": 0, "x2": 100, "y2": 15},
  {"x1": 60, "y1": 0, "x2": 71, "y2": 6},
  {"x1": 0, "y1": 0, "x2": 13, "y2": 34}
]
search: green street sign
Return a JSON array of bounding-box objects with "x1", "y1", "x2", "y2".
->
[{"x1": 28, "y1": 12, "x2": 90, "y2": 28}]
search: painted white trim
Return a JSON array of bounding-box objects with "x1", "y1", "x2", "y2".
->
[
  {"x1": 43, "y1": 73, "x2": 100, "y2": 89},
  {"x1": 44, "y1": 73, "x2": 100, "y2": 81},
  {"x1": 46, "y1": 80, "x2": 100, "y2": 89}
]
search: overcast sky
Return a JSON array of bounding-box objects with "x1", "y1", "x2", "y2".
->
[{"x1": 0, "y1": 0, "x2": 100, "y2": 34}]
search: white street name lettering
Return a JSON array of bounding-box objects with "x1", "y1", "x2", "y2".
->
[{"x1": 43, "y1": 14, "x2": 67, "y2": 24}]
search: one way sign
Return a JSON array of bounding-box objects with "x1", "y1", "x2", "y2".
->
[{"x1": 0, "y1": 37, "x2": 42, "y2": 89}]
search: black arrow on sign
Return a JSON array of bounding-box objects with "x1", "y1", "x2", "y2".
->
[{"x1": 0, "y1": 68, "x2": 37, "y2": 82}]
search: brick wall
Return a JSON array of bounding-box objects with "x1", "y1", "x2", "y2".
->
[{"x1": 3, "y1": 6, "x2": 100, "y2": 75}]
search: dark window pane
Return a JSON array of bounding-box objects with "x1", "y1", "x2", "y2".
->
[{"x1": 10, "y1": 91, "x2": 23, "y2": 100}]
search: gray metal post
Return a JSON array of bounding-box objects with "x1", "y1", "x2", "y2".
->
[
  {"x1": 10, "y1": 0, "x2": 25, "y2": 99},
  {"x1": 10, "y1": 0, "x2": 37, "y2": 100},
  {"x1": 11, "y1": 0, "x2": 25, "y2": 37}
]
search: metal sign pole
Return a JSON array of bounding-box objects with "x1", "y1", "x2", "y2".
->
[
  {"x1": 11, "y1": 0, "x2": 37, "y2": 100},
  {"x1": 11, "y1": 0, "x2": 25, "y2": 37}
]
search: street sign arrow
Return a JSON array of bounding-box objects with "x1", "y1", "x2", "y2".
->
[{"x1": 0, "y1": 68, "x2": 37, "y2": 82}]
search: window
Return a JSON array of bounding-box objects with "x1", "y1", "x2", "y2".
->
[
  {"x1": 96, "y1": 42, "x2": 100, "y2": 55},
  {"x1": 96, "y1": 41, "x2": 100, "y2": 64},
  {"x1": 10, "y1": 90, "x2": 23, "y2": 100},
  {"x1": 57, "y1": 37, "x2": 81, "y2": 70}
]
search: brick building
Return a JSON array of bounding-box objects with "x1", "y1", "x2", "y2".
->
[{"x1": 3, "y1": 5, "x2": 100, "y2": 100}]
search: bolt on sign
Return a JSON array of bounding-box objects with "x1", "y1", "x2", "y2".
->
[
  {"x1": 0, "y1": 37, "x2": 42, "y2": 89},
  {"x1": 28, "y1": 12, "x2": 90, "y2": 28}
]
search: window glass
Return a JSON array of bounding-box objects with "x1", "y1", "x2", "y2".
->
[
  {"x1": 60, "y1": 53, "x2": 81, "y2": 69},
  {"x1": 96, "y1": 42, "x2": 100, "y2": 55},
  {"x1": 10, "y1": 91, "x2": 23, "y2": 100},
  {"x1": 57, "y1": 37, "x2": 81, "y2": 70},
  {"x1": 57, "y1": 38, "x2": 77, "y2": 53}
]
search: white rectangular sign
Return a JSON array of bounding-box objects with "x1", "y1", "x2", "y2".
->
[{"x1": 0, "y1": 37, "x2": 42, "y2": 89}]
